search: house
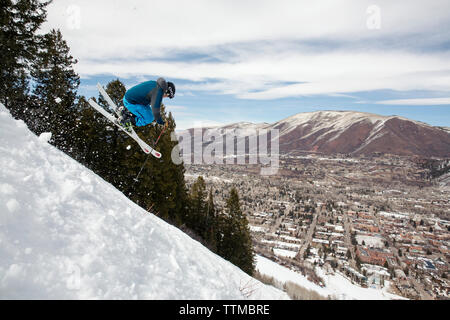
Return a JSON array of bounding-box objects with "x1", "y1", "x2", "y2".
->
[
  {"x1": 311, "y1": 238, "x2": 329, "y2": 248},
  {"x1": 356, "y1": 247, "x2": 394, "y2": 266}
]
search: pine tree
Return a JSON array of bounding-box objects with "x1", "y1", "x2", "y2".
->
[
  {"x1": 141, "y1": 107, "x2": 189, "y2": 223},
  {"x1": 71, "y1": 96, "x2": 105, "y2": 165},
  {"x1": 170, "y1": 148, "x2": 189, "y2": 225},
  {"x1": 1, "y1": 0, "x2": 51, "y2": 115},
  {"x1": 165, "y1": 111, "x2": 190, "y2": 225},
  {"x1": 189, "y1": 176, "x2": 207, "y2": 234},
  {"x1": 217, "y1": 187, "x2": 255, "y2": 275},
  {"x1": 97, "y1": 80, "x2": 129, "y2": 185},
  {"x1": 71, "y1": 95, "x2": 118, "y2": 181},
  {"x1": 30, "y1": 28, "x2": 80, "y2": 153},
  {"x1": 130, "y1": 108, "x2": 173, "y2": 218},
  {"x1": 206, "y1": 187, "x2": 216, "y2": 217},
  {"x1": 205, "y1": 187, "x2": 217, "y2": 251}
]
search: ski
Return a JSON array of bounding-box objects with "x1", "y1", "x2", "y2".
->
[
  {"x1": 87, "y1": 98, "x2": 162, "y2": 158},
  {"x1": 97, "y1": 83, "x2": 120, "y2": 115}
]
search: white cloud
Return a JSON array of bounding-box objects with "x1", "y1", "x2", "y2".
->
[
  {"x1": 375, "y1": 97, "x2": 450, "y2": 105},
  {"x1": 43, "y1": 0, "x2": 450, "y2": 58},
  {"x1": 174, "y1": 118, "x2": 228, "y2": 130},
  {"x1": 41, "y1": 0, "x2": 450, "y2": 100},
  {"x1": 165, "y1": 105, "x2": 188, "y2": 110},
  {"x1": 74, "y1": 49, "x2": 450, "y2": 99}
]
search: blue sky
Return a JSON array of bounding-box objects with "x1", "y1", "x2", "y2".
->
[{"x1": 43, "y1": 0, "x2": 450, "y2": 129}]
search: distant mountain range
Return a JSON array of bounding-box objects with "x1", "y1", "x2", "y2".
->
[{"x1": 181, "y1": 111, "x2": 450, "y2": 158}]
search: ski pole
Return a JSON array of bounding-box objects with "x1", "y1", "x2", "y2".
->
[
  {"x1": 133, "y1": 123, "x2": 168, "y2": 183},
  {"x1": 154, "y1": 123, "x2": 167, "y2": 146},
  {"x1": 133, "y1": 154, "x2": 150, "y2": 182}
]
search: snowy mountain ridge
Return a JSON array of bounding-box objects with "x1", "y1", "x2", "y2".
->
[
  {"x1": 185, "y1": 110, "x2": 431, "y2": 131},
  {"x1": 181, "y1": 110, "x2": 450, "y2": 157},
  {"x1": 0, "y1": 103, "x2": 287, "y2": 300}
]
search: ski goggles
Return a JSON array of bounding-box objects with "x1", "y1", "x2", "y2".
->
[{"x1": 166, "y1": 86, "x2": 175, "y2": 99}]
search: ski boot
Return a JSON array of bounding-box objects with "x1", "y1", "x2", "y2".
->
[{"x1": 117, "y1": 106, "x2": 136, "y2": 133}]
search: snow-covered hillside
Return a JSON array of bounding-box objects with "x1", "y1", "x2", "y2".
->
[
  {"x1": 256, "y1": 256, "x2": 406, "y2": 300},
  {"x1": 0, "y1": 103, "x2": 288, "y2": 300}
]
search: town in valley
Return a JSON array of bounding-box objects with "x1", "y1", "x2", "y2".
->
[{"x1": 185, "y1": 153, "x2": 450, "y2": 300}]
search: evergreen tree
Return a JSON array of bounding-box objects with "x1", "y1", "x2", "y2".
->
[
  {"x1": 217, "y1": 187, "x2": 255, "y2": 275},
  {"x1": 133, "y1": 106, "x2": 175, "y2": 218},
  {"x1": 71, "y1": 96, "x2": 106, "y2": 165},
  {"x1": 183, "y1": 176, "x2": 220, "y2": 250},
  {"x1": 156, "y1": 109, "x2": 188, "y2": 223},
  {"x1": 96, "y1": 80, "x2": 128, "y2": 185},
  {"x1": 205, "y1": 187, "x2": 217, "y2": 249},
  {"x1": 1, "y1": 0, "x2": 51, "y2": 115},
  {"x1": 30, "y1": 28, "x2": 80, "y2": 153},
  {"x1": 189, "y1": 176, "x2": 207, "y2": 234},
  {"x1": 70, "y1": 80, "x2": 126, "y2": 186},
  {"x1": 122, "y1": 104, "x2": 189, "y2": 227},
  {"x1": 170, "y1": 147, "x2": 189, "y2": 226}
]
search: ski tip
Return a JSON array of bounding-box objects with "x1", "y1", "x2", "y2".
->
[{"x1": 144, "y1": 147, "x2": 161, "y2": 158}]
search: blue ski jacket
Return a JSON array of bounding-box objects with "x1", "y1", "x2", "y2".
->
[{"x1": 124, "y1": 78, "x2": 167, "y2": 125}]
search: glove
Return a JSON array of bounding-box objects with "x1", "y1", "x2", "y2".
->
[{"x1": 156, "y1": 117, "x2": 166, "y2": 126}]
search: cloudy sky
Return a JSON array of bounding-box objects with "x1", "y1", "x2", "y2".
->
[{"x1": 41, "y1": 0, "x2": 450, "y2": 129}]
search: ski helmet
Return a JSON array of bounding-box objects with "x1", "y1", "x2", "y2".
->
[{"x1": 166, "y1": 82, "x2": 175, "y2": 99}]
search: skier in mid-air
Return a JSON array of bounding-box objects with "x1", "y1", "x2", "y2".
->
[{"x1": 117, "y1": 77, "x2": 175, "y2": 131}]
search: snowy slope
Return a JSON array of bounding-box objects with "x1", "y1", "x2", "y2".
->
[
  {"x1": 272, "y1": 110, "x2": 391, "y2": 135},
  {"x1": 0, "y1": 103, "x2": 288, "y2": 300},
  {"x1": 256, "y1": 256, "x2": 406, "y2": 300}
]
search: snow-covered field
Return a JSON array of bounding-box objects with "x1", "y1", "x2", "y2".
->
[
  {"x1": 255, "y1": 256, "x2": 406, "y2": 300},
  {"x1": 261, "y1": 239, "x2": 301, "y2": 250},
  {"x1": 249, "y1": 225, "x2": 267, "y2": 233},
  {"x1": 273, "y1": 249, "x2": 297, "y2": 258},
  {"x1": 356, "y1": 235, "x2": 385, "y2": 248},
  {"x1": 378, "y1": 211, "x2": 410, "y2": 219},
  {"x1": 0, "y1": 103, "x2": 288, "y2": 300}
]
